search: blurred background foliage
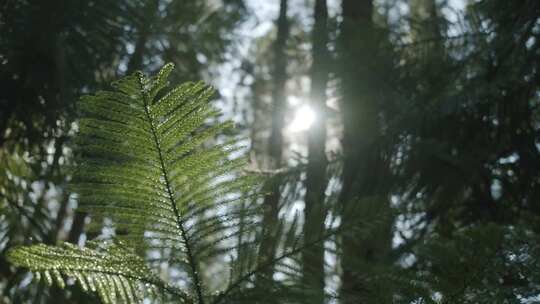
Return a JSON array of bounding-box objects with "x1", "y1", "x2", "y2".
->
[{"x1": 0, "y1": 0, "x2": 539, "y2": 303}]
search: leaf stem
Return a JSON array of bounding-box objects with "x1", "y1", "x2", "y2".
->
[{"x1": 138, "y1": 74, "x2": 205, "y2": 304}]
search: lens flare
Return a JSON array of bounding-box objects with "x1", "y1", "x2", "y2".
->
[{"x1": 288, "y1": 105, "x2": 316, "y2": 132}]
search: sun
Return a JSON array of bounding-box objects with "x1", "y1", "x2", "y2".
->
[{"x1": 288, "y1": 104, "x2": 316, "y2": 132}]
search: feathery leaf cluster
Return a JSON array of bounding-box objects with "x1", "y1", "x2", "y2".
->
[
  {"x1": 7, "y1": 241, "x2": 185, "y2": 303},
  {"x1": 7, "y1": 63, "x2": 266, "y2": 303}
]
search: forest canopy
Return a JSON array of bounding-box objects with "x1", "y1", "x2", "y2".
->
[{"x1": 0, "y1": 0, "x2": 539, "y2": 303}]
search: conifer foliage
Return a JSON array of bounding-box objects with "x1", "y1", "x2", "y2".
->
[{"x1": 7, "y1": 64, "x2": 265, "y2": 304}]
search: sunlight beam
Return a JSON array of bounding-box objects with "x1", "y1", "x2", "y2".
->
[{"x1": 288, "y1": 104, "x2": 316, "y2": 132}]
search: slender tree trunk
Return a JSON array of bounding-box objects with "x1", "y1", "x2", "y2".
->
[
  {"x1": 338, "y1": 1, "x2": 393, "y2": 303},
  {"x1": 410, "y1": 0, "x2": 444, "y2": 57},
  {"x1": 67, "y1": 212, "x2": 87, "y2": 244},
  {"x1": 256, "y1": 0, "x2": 289, "y2": 284},
  {"x1": 126, "y1": 33, "x2": 148, "y2": 74},
  {"x1": 410, "y1": 0, "x2": 441, "y2": 39},
  {"x1": 48, "y1": 34, "x2": 70, "y2": 245},
  {"x1": 302, "y1": 0, "x2": 329, "y2": 302},
  {"x1": 46, "y1": 29, "x2": 71, "y2": 304},
  {"x1": 126, "y1": 0, "x2": 159, "y2": 74}
]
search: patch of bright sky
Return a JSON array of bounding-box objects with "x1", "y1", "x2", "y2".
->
[
  {"x1": 214, "y1": 0, "x2": 341, "y2": 126},
  {"x1": 446, "y1": 0, "x2": 467, "y2": 22}
]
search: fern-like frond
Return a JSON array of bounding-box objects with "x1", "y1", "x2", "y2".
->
[
  {"x1": 4, "y1": 62, "x2": 348, "y2": 304},
  {"x1": 9, "y1": 63, "x2": 263, "y2": 303},
  {"x1": 7, "y1": 241, "x2": 190, "y2": 304}
]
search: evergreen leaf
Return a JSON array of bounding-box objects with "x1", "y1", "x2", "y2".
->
[{"x1": 7, "y1": 241, "x2": 191, "y2": 303}]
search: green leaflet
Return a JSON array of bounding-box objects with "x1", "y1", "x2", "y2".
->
[{"x1": 6, "y1": 241, "x2": 189, "y2": 304}]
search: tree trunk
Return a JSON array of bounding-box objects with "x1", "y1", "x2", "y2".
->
[
  {"x1": 338, "y1": 0, "x2": 393, "y2": 303},
  {"x1": 126, "y1": 0, "x2": 159, "y2": 74},
  {"x1": 256, "y1": 0, "x2": 289, "y2": 284},
  {"x1": 302, "y1": 0, "x2": 329, "y2": 302},
  {"x1": 409, "y1": 0, "x2": 444, "y2": 58},
  {"x1": 67, "y1": 212, "x2": 87, "y2": 244}
]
